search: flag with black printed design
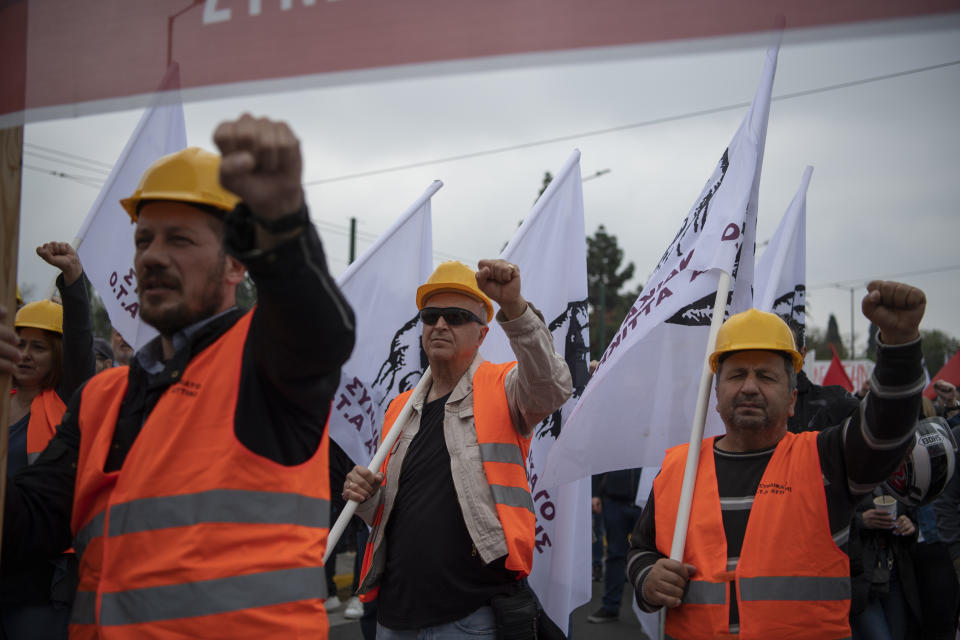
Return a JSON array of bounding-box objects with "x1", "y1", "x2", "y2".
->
[
  {"x1": 543, "y1": 44, "x2": 779, "y2": 487},
  {"x1": 328, "y1": 182, "x2": 439, "y2": 467},
  {"x1": 479, "y1": 150, "x2": 591, "y2": 634}
]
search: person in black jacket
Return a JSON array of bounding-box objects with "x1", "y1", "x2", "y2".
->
[
  {"x1": 784, "y1": 322, "x2": 860, "y2": 433},
  {"x1": 848, "y1": 491, "x2": 921, "y2": 639},
  {"x1": 588, "y1": 467, "x2": 643, "y2": 623},
  {"x1": 0, "y1": 115, "x2": 356, "y2": 636}
]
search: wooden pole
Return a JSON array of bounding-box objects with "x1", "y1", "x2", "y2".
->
[{"x1": 0, "y1": 125, "x2": 24, "y2": 560}]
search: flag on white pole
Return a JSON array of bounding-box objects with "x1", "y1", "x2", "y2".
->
[
  {"x1": 328, "y1": 182, "x2": 439, "y2": 467},
  {"x1": 542, "y1": 44, "x2": 779, "y2": 488},
  {"x1": 756, "y1": 166, "x2": 811, "y2": 342},
  {"x1": 480, "y1": 150, "x2": 591, "y2": 634},
  {"x1": 75, "y1": 65, "x2": 186, "y2": 351}
]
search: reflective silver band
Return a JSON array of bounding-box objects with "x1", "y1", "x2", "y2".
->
[
  {"x1": 682, "y1": 580, "x2": 726, "y2": 605},
  {"x1": 719, "y1": 496, "x2": 753, "y2": 511},
  {"x1": 869, "y1": 373, "x2": 926, "y2": 399},
  {"x1": 739, "y1": 575, "x2": 850, "y2": 602},
  {"x1": 74, "y1": 511, "x2": 106, "y2": 561},
  {"x1": 490, "y1": 484, "x2": 535, "y2": 513},
  {"x1": 108, "y1": 489, "x2": 330, "y2": 537},
  {"x1": 70, "y1": 589, "x2": 97, "y2": 625},
  {"x1": 479, "y1": 442, "x2": 526, "y2": 467},
  {"x1": 26, "y1": 452, "x2": 40, "y2": 465},
  {"x1": 99, "y1": 566, "x2": 327, "y2": 626}
]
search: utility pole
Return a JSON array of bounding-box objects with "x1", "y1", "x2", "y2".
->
[{"x1": 349, "y1": 217, "x2": 356, "y2": 264}]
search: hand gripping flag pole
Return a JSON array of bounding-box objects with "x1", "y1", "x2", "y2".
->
[{"x1": 323, "y1": 367, "x2": 432, "y2": 564}]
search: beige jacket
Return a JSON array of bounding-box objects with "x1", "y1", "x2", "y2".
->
[{"x1": 356, "y1": 303, "x2": 572, "y2": 595}]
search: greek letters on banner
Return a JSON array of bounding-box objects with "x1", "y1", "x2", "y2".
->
[
  {"x1": 756, "y1": 166, "x2": 811, "y2": 346},
  {"x1": 479, "y1": 150, "x2": 591, "y2": 634},
  {"x1": 328, "y1": 182, "x2": 438, "y2": 468},
  {"x1": 75, "y1": 65, "x2": 186, "y2": 351},
  {"x1": 543, "y1": 44, "x2": 779, "y2": 488}
]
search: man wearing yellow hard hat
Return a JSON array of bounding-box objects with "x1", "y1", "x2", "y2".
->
[
  {"x1": 627, "y1": 281, "x2": 929, "y2": 639},
  {"x1": 343, "y1": 259, "x2": 572, "y2": 638},
  {"x1": 0, "y1": 115, "x2": 356, "y2": 638}
]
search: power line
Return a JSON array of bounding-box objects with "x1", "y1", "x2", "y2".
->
[
  {"x1": 23, "y1": 164, "x2": 104, "y2": 189},
  {"x1": 24, "y1": 142, "x2": 115, "y2": 170},
  {"x1": 25, "y1": 150, "x2": 112, "y2": 177},
  {"x1": 302, "y1": 59, "x2": 960, "y2": 187},
  {"x1": 809, "y1": 264, "x2": 960, "y2": 290}
]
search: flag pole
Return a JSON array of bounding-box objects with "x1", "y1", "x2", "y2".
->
[
  {"x1": 323, "y1": 367, "x2": 433, "y2": 563},
  {"x1": 660, "y1": 270, "x2": 730, "y2": 639}
]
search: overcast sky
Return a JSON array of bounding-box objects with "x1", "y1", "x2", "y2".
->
[{"x1": 16, "y1": 14, "x2": 960, "y2": 359}]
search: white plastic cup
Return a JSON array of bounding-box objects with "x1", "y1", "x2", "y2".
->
[{"x1": 873, "y1": 494, "x2": 897, "y2": 519}]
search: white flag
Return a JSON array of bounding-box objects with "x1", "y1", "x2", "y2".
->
[
  {"x1": 756, "y1": 166, "x2": 810, "y2": 341},
  {"x1": 480, "y1": 151, "x2": 591, "y2": 634},
  {"x1": 329, "y1": 182, "x2": 438, "y2": 467},
  {"x1": 75, "y1": 65, "x2": 186, "y2": 351},
  {"x1": 543, "y1": 45, "x2": 778, "y2": 488}
]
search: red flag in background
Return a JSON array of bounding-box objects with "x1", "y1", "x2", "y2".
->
[
  {"x1": 822, "y1": 344, "x2": 854, "y2": 392},
  {"x1": 924, "y1": 349, "x2": 960, "y2": 399}
]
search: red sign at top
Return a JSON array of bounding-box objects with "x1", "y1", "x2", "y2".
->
[{"x1": 2, "y1": 0, "x2": 958, "y2": 124}]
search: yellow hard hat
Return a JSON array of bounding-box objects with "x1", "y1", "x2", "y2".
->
[
  {"x1": 120, "y1": 147, "x2": 241, "y2": 221},
  {"x1": 15, "y1": 286, "x2": 22, "y2": 307},
  {"x1": 416, "y1": 261, "x2": 494, "y2": 322},
  {"x1": 15, "y1": 300, "x2": 63, "y2": 335},
  {"x1": 709, "y1": 308, "x2": 803, "y2": 373}
]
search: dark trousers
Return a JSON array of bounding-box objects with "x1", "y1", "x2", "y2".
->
[
  {"x1": 912, "y1": 541, "x2": 959, "y2": 640},
  {"x1": 601, "y1": 497, "x2": 642, "y2": 613}
]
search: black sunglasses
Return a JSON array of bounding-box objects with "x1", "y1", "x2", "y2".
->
[{"x1": 420, "y1": 307, "x2": 485, "y2": 326}]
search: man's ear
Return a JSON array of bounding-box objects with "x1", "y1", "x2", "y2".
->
[
  {"x1": 224, "y1": 255, "x2": 246, "y2": 287},
  {"x1": 787, "y1": 388, "x2": 798, "y2": 417},
  {"x1": 477, "y1": 324, "x2": 489, "y2": 347}
]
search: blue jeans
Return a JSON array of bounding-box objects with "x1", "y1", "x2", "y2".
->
[
  {"x1": 376, "y1": 606, "x2": 496, "y2": 639},
  {"x1": 601, "y1": 498, "x2": 642, "y2": 613},
  {"x1": 851, "y1": 568, "x2": 908, "y2": 640}
]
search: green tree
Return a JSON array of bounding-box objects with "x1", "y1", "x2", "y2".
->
[
  {"x1": 920, "y1": 329, "x2": 960, "y2": 377},
  {"x1": 587, "y1": 225, "x2": 638, "y2": 360},
  {"x1": 806, "y1": 316, "x2": 849, "y2": 360}
]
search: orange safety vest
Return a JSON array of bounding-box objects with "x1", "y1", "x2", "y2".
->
[
  {"x1": 654, "y1": 432, "x2": 850, "y2": 640},
  {"x1": 26, "y1": 388, "x2": 66, "y2": 464},
  {"x1": 69, "y1": 313, "x2": 330, "y2": 639},
  {"x1": 358, "y1": 361, "x2": 534, "y2": 602}
]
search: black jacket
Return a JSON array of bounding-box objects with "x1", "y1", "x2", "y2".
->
[{"x1": 788, "y1": 370, "x2": 860, "y2": 433}]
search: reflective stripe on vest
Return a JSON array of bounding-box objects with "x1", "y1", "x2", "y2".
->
[
  {"x1": 71, "y1": 568, "x2": 328, "y2": 627},
  {"x1": 68, "y1": 313, "x2": 330, "y2": 636},
  {"x1": 739, "y1": 575, "x2": 851, "y2": 602},
  {"x1": 655, "y1": 432, "x2": 851, "y2": 640}
]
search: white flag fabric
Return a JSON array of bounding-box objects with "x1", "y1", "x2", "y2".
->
[
  {"x1": 756, "y1": 166, "x2": 811, "y2": 339},
  {"x1": 479, "y1": 151, "x2": 591, "y2": 634},
  {"x1": 76, "y1": 65, "x2": 186, "y2": 350},
  {"x1": 543, "y1": 44, "x2": 778, "y2": 488},
  {"x1": 328, "y1": 182, "x2": 438, "y2": 467}
]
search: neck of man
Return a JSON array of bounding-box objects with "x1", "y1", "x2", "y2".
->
[
  {"x1": 715, "y1": 423, "x2": 787, "y2": 453},
  {"x1": 427, "y1": 359, "x2": 473, "y2": 402}
]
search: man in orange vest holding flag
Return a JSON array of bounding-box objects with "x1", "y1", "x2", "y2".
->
[
  {"x1": 628, "y1": 280, "x2": 928, "y2": 639},
  {"x1": 343, "y1": 260, "x2": 571, "y2": 639},
  {"x1": 0, "y1": 114, "x2": 356, "y2": 638}
]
